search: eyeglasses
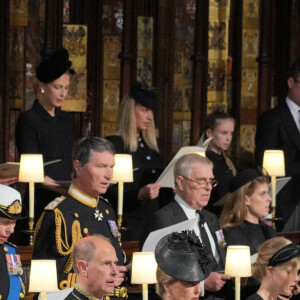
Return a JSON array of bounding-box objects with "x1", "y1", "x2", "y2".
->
[{"x1": 182, "y1": 176, "x2": 218, "y2": 188}]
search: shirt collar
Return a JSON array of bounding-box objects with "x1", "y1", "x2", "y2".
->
[{"x1": 175, "y1": 194, "x2": 198, "y2": 219}]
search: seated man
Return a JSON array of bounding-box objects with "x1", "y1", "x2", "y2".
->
[
  {"x1": 41, "y1": 235, "x2": 122, "y2": 300},
  {"x1": 0, "y1": 184, "x2": 26, "y2": 300},
  {"x1": 33, "y1": 137, "x2": 127, "y2": 298},
  {"x1": 142, "y1": 153, "x2": 230, "y2": 300}
]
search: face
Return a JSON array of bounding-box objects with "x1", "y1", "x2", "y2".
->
[
  {"x1": 85, "y1": 240, "x2": 118, "y2": 297},
  {"x1": 0, "y1": 217, "x2": 16, "y2": 244},
  {"x1": 206, "y1": 119, "x2": 234, "y2": 153},
  {"x1": 40, "y1": 73, "x2": 70, "y2": 108},
  {"x1": 245, "y1": 182, "x2": 271, "y2": 223},
  {"x1": 134, "y1": 103, "x2": 153, "y2": 132},
  {"x1": 165, "y1": 280, "x2": 201, "y2": 300},
  {"x1": 74, "y1": 151, "x2": 114, "y2": 197},
  {"x1": 287, "y1": 76, "x2": 300, "y2": 106},
  {"x1": 177, "y1": 163, "x2": 214, "y2": 210},
  {"x1": 269, "y1": 264, "x2": 299, "y2": 297}
]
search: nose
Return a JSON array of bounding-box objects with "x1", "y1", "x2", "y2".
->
[
  {"x1": 111, "y1": 264, "x2": 118, "y2": 276},
  {"x1": 147, "y1": 110, "x2": 153, "y2": 120},
  {"x1": 106, "y1": 168, "x2": 113, "y2": 181},
  {"x1": 61, "y1": 87, "x2": 68, "y2": 98},
  {"x1": 6, "y1": 224, "x2": 15, "y2": 235},
  {"x1": 194, "y1": 283, "x2": 201, "y2": 295}
]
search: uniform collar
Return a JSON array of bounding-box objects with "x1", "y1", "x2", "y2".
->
[
  {"x1": 73, "y1": 283, "x2": 103, "y2": 300},
  {"x1": 68, "y1": 184, "x2": 97, "y2": 207}
]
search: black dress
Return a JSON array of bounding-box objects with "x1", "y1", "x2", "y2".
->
[
  {"x1": 104, "y1": 135, "x2": 171, "y2": 241},
  {"x1": 246, "y1": 294, "x2": 263, "y2": 300},
  {"x1": 15, "y1": 100, "x2": 73, "y2": 221},
  {"x1": 223, "y1": 221, "x2": 276, "y2": 300},
  {"x1": 205, "y1": 150, "x2": 234, "y2": 217}
]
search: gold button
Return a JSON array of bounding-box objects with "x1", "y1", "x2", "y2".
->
[
  {"x1": 0, "y1": 294, "x2": 2, "y2": 299},
  {"x1": 20, "y1": 292, "x2": 24, "y2": 298},
  {"x1": 74, "y1": 212, "x2": 79, "y2": 218},
  {"x1": 105, "y1": 209, "x2": 109, "y2": 214},
  {"x1": 83, "y1": 228, "x2": 88, "y2": 234},
  {"x1": 3, "y1": 247, "x2": 8, "y2": 252}
]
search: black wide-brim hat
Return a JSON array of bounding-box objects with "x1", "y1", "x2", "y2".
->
[
  {"x1": 0, "y1": 185, "x2": 27, "y2": 220},
  {"x1": 130, "y1": 82, "x2": 159, "y2": 111},
  {"x1": 229, "y1": 168, "x2": 269, "y2": 193},
  {"x1": 155, "y1": 231, "x2": 211, "y2": 282},
  {"x1": 36, "y1": 47, "x2": 74, "y2": 83}
]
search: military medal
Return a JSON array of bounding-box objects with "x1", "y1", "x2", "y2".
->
[
  {"x1": 107, "y1": 220, "x2": 120, "y2": 238},
  {"x1": 5, "y1": 254, "x2": 23, "y2": 275},
  {"x1": 215, "y1": 229, "x2": 226, "y2": 248},
  {"x1": 94, "y1": 209, "x2": 103, "y2": 221}
]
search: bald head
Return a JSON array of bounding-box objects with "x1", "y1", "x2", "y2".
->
[{"x1": 73, "y1": 235, "x2": 118, "y2": 298}]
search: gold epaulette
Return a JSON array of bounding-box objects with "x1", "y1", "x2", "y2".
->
[
  {"x1": 99, "y1": 196, "x2": 111, "y2": 206},
  {"x1": 45, "y1": 196, "x2": 66, "y2": 210},
  {"x1": 54, "y1": 207, "x2": 82, "y2": 273},
  {"x1": 6, "y1": 241, "x2": 17, "y2": 248}
]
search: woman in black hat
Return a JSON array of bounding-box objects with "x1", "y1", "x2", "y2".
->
[
  {"x1": 0, "y1": 184, "x2": 27, "y2": 299},
  {"x1": 15, "y1": 48, "x2": 74, "y2": 221},
  {"x1": 155, "y1": 231, "x2": 211, "y2": 300},
  {"x1": 105, "y1": 82, "x2": 171, "y2": 240},
  {"x1": 247, "y1": 237, "x2": 300, "y2": 300},
  {"x1": 220, "y1": 168, "x2": 276, "y2": 299}
]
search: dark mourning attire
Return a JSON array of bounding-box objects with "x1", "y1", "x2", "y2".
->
[
  {"x1": 104, "y1": 135, "x2": 171, "y2": 241},
  {"x1": 223, "y1": 220, "x2": 276, "y2": 299},
  {"x1": 255, "y1": 99, "x2": 300, "y2": 230},
  {"x1": 205, "y1": 150, "x2": 234, "y2": 217},
  {"x1": 142, "y1": 197, "x2": 227, "y2": 300},
  {"x1": 15, "y1": 100, "x2": 73, "y2": 221},
  {"x1": 0, "y1": 242, "x2": 24, "y2": 300},
  {"x1": 33, "y1": 184, "x2": 125, "y2": 291},
  {"x1": 246, "y1": 294, "x2": 263, "y2": 300}
]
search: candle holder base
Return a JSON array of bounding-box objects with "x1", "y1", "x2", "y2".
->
[{"x1": 22, "y1": 218, "x2": 35, "y2": 246}]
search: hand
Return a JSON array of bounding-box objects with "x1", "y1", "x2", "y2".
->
[
  {"x1": 43, "y1": 176, "x2": 69, "y2": 195},
  {"x1": 204, "y1": 272, "x2": 231, "y2": 292},
  {"x1": 114, "y1": 265, "x2": 127, "y2": 287},
  {"x1": 138, "y1": 182, "x2": 161, "y2": 200},
  {"x1": 0, "y1": 176, "x2": 18, "y2": 185}
]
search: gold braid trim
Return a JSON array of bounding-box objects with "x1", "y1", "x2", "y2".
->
[
  {"x1": 34, "y1": 212, "x2": 45, "y2": 242},
  {"x1": 73, "y1": 283, "x2": 102, "y2": 300},
  {"x1": 54, "y1": 208, "x2": 82, "y2": 273}
]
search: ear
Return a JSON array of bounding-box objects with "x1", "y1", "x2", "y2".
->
[
  {"x1": 176, "y1": 175, "x2": 185, "y2": 192},
  {"x1": 163, "y1": 283, "x2": 171, "y2": 295},
  {"x1": 73, "y1": 160, "x2": 82, "y2": 176},
  {"x1": 38, "y1": 81, "x2": 45, "y2": 91},
  {"x1": 206, "y1": 128, "x2": 213, "y2": 138},
  {"x1": 244, "y1": 195, "x2": 251, "y2": 206},
  {"x1": 266, "y1": 266, "x2": 273, "y2": 277},
  {"x1": 77, "y1": 260, "x2": 88, "y2": 277},
  {"x1": 287, "y1": 77, "x2": 294, "y2": 89}
]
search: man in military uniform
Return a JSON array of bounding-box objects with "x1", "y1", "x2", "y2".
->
[
  {"x1": 0, "y1": 184, "x2": 26, "y2": 300},
  {"x1": 33, "y1": 137, "x2": 127, "y2": 298}
]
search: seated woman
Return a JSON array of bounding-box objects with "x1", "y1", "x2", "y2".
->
[
  {"x1": 203, "y1": 110, "x2": 236, "y2": 217},
  {"x1": 155, "y1": 231, "x2": 211, "y2": 300},
  {"x1": 105, "y1": 82, "x2": 172, "y2": 240},
  {"x1": 220, "y1": 168, "x2": 276, "y2": 298},
  {"x1": 247, "y1": 237, "x2": 300, "y2": 300}
]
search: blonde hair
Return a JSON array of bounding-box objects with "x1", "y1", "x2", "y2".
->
[
  {"x1": 220, "y1": 176, "x2": 269, "y2": 227},
  {"x1": 252, "y1": 237, "x2": 300, "y2": 281},
  {"x1": 156, "y1": 266, "x2": 177, "y2": 297},
  {"x1": 118, "y1": 95, "x2": 159, "y2": 152}
]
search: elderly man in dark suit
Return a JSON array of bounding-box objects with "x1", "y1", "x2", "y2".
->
[
  {"x1": 142, "y1": 153, "x2": 230, "y2": 300},
  {"x1": 255, "y1": 59, "x2": 300, "y2": 231}
]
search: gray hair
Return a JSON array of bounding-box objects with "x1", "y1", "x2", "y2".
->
[
  {"x1": 173, "y1": 153, "x2": 213, "y2": 185},
  {"x1": 73, "y1": 234, "x2": 111, "y2": 273},
  {"x1": 72, "y1": 137, "x2": 115, "y2": 178}
]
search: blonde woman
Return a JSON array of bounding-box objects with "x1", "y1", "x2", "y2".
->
[
  {"x1": 247, "y1": 237, "x2": 300, "y2": 300},
  {"x1": 105, "y1": 82, "x2": 170, "y2": 240}
]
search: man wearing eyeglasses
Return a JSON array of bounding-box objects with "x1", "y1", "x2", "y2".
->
[
  {"x1": 142, "y1": 153, "x2": 230, "y2": 300},
  {"x1": 255, "y1": 59, "x2": 300, "y2": 231}
]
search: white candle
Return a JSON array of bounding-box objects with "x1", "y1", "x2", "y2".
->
[
  {"x1": 29, "y1": 181, "x2": 35, "y2": 219},
  {"x1": 271, "y1": 175, "x2": 276, "y2": 207},
  {"x1": 118, "y1": 182, "x2": 124, "y2": 216}
]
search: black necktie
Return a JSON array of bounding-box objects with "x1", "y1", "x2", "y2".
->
[{"x1": 196, "y1": 210, "x2": 213, "y2": 255}]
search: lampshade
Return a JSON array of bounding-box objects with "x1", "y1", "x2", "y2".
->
[
  {"x1": 225, "y1": 246, "x2": 252, "y2": 277},
  {"x1": 185, "y1": 150, "x2": 206, "y2": 157},
  {"x1": 131, "y1": 252, "x2": 157, "y2": 284},
  {"x1": 19, "y1": 154, "x2": 44, "y2": 182},
  {"x1": 112, "y1": 154, "x2": 134, "y2": 183},
  {"x1": 29, "y1": 260, "x2": 58, "y2": 292},
  {"x1": 263, "y1": 150, "x2": 285, "y2": 177}
]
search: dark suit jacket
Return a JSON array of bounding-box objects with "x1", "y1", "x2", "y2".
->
[
  {"x1": 255, "y1": 102, "x2": 300, "y2": 228},
  {"x1": 142, "y1": 199, "x2": 227, "y2": 300}
]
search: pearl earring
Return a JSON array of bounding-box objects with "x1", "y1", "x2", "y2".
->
[
  {"x1": 41, "y1": 88, "x2": 44, "y2": 94},
  {"x1": 167, "y1": 292, "x2": 171, "y2": 297}
]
